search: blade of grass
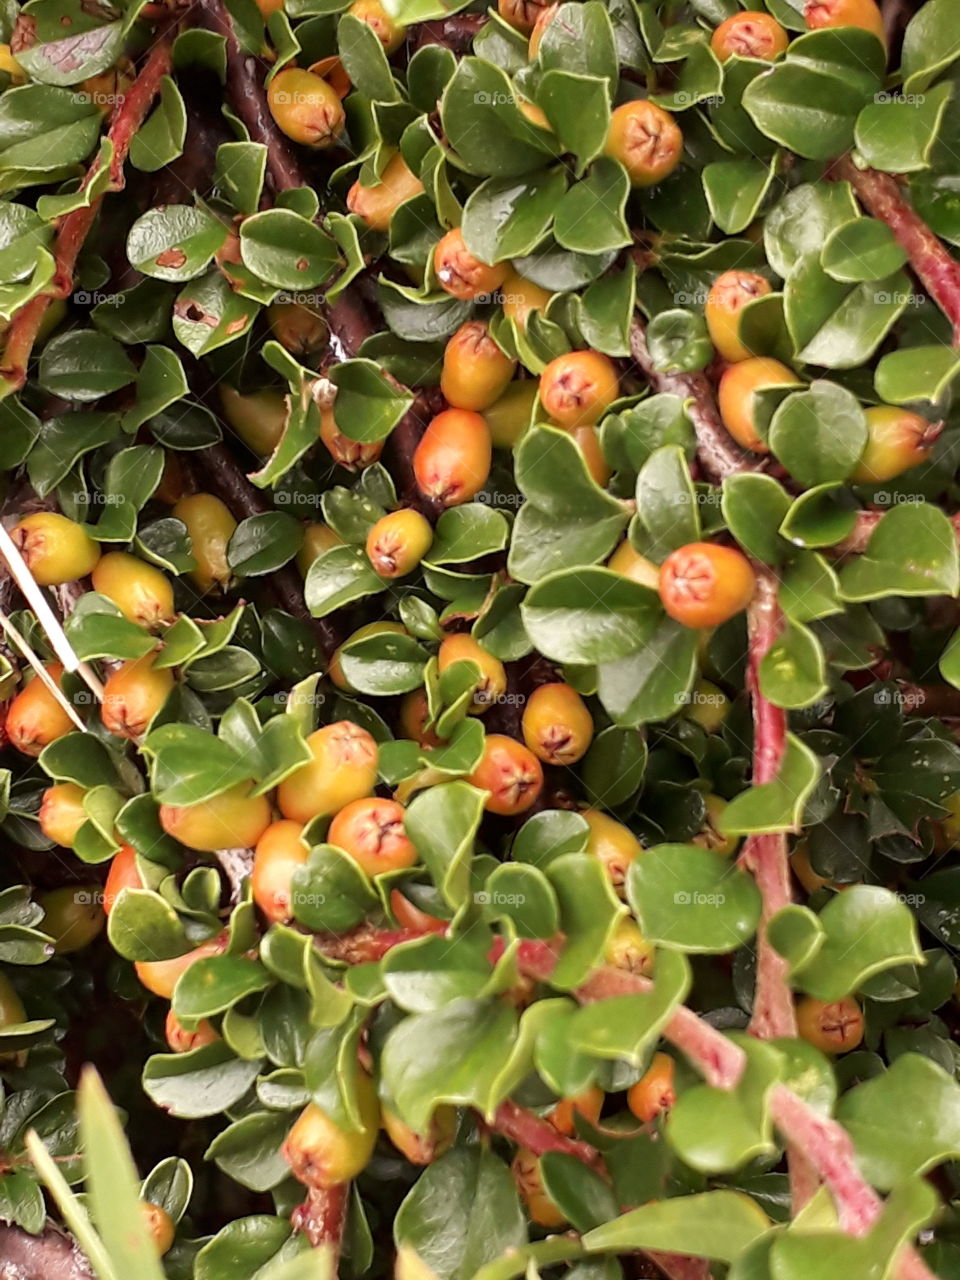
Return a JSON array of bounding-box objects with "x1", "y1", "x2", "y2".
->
[{"x1": 23, "y1": 1129, "x2": 118, "y2": 1280}]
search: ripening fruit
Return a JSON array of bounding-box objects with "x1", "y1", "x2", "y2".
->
[
  {"x1": 159, "y1": 782, "x2": 272, "y2": 853},
  {"x1": 347, "y1": 152, "x2": 423, "y2": 230},
  {"x1": 390, "y1": 888, "x2": 447, "y2": 934},
  {"x1": 328, "y1": 797, "x2": 418, "y2": 877},
  {"x1": 604, "y1": 918, "x2": 655, "y2": 975},
  {"x1": 539, "y1": 350, "x2": 619, "y2": 429},
  {"x1": 320, "y1": 404, "x2": 383, "y2": 470},
  {"x1": 165, "y1": 1009, "x2": 220, "y2": 1053},
  {"x1": 522, "y1": 682, "x2": 594, "y2": 766},
  {"x1": 583, "y1": 809, "x2": 643, "y2": 887},
  {"x1": 790, "y1": 842, "x2": 838, "y2": 894},
  {"x1": 172, "y1": 494, "x2": 236, "y2": 595},
  {"x1": 627, "y1": 1052, "x2": 676, "y2": 1123},
  {"x1": 254, "y1": 0, "x2": 284, "y2": 16},
  {"x1": 141, "y1": 1202, "x2": 176, "y2": 1257},
  {"x1": 38, "y1": 886, "x2": 105, "y2": 954},
  {"x1": 849, "y1": 406, "x2": 940, "y2": 484},
  {"x1": 39, "y1": 782, "x2": 87, "y2": 848},
  {"x1": 348, "y1": 0, "x2": 406, "y2": 50},
  {"x1": 330, "y1": 622, "x2": 407, "y2": 691},
  {"x1": 804, "y1": 0, "x2": 885, "y2": 44},
  {"x1": 382, "y1": 1105, "x2": 456, "y2": 1164},
  {"x1": 437, "y1": 634, "x2": 507, "y2": 715},
  {"x1": 527, "y1": 2, "x2": 558, "y2": 56},
  {"x1": 434, "y1": 228, "x2": 508, "y2": 302},
  {"x1": 103, "y1": 846, "x2": 144, "y2": 916},
  {"x1": 0, "y1": 44, "x2": 26, "y2": 84},
  {"x1": 219, "y1": 384, "x2": 287, "y2": 456},
  {"x1": 398, "y1": 688, "x2": 443, "y2": 749},
  {"x1": 101, "y1": 653, "x2": 174, "y2": 740},
  {"x1": 469, "y1": 734, "x2": 543, "y2": 816},
  {"x1": 607, "y1": 541, "x2": 660, "y2": 589},
  {"x1": 605, "y1": 100, "x2": 684, "y2": 187},
  {"x1": 659, "y1": 542, "x2": 757, "y2": 629},
  {"x1": 252, "y1": 820, "x2": 309, "y2": 925},
  {"x1": 92, "y1": 552, "x2": 175, "y2": 630},
  {"x1": 682, "y1": 679, "x2": 730, "y2": 733},
  {"x1": 0, "y1": 972, "x2": 25, "y2": 1029},
  {"x1": 267, "y1": 67, "x2": 345, "y2": 148},
  {"x1": 366, "y1": 509, "x2": 434, "y2": 578},
  {"x1": 268, "y1": 300, "x2": 328, "y2": 358},
  {"x1": 6, "y1": 664, "x2": 74, "y2": 757},
  {"x1": 283, "y1": 1074, "x2": 381, "y2": 1188},
  {"x1": 511, "y1": 1148, "x2": 566, "y2": 1228},
  {"x1": 571, "y1": 425, "x2": 611, "y2": 487},
  {"x1": 11, "y1": 512, "x2": 100, "y2": 586},
  {"x1": 497, "y1": 0, "x2": 550, "y2": 34},
  {"x1": 441, "y1": 321, "x2": 517, "y2": 412},
  {"x1": 277, "y1": 721, "x2": 379, "y2": 823},
  {"x1": 796, "y1": 995, "x2": 864, "y2": 1054},
  {"x1": 500, "y1": 270, "x2": 551, "y2": 330},
  {"x1": 717, "y1": 356, "x2": 798, "y2": 453},
  {"x1": 692, "y1": 794, "x2": 740, "y2": 857},
  {"x1": 413, "y1": 409, "x2": 492, "y2": 507},
  {"x1": 483, "y1": 380, "x2": 539, "y2": 450},
  {"x1": 548, "y1": 1085, "x2": 604, "y2": 1135},
  {"x1": 135, "y1": 932, "x2": 228, "y2": 1000},
  {"x1": 710, "y1": 11, "x2": 789, "y2": 60},
  {"x1": 297, "y1": 523, "x2": 343, "y2": 576},
  {"x1": 704, "y1": 271, "x2": 773, "y2": 363}
]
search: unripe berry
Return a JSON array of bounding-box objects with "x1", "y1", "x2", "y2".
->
[
  {"x1": 483, "y1": 380, "x2": 539, "y2": 449},
  {"x1": 469, "y1": 734, "x2": 543, "y2": 816},
  {"x1": 511, "y1": 1148, "x2": 566, "y2": 1228},
  {"x1": 135, "y1": 932, "x2": 228, "y2": 1000},
  {"x1": 682, "y1": 679, "x2": 730, "y2": 733},
  {"x1": 437, "y1": 634, "x2": 507, "y2": 715},
  {"x1": 607, "y1": 541, "x2": 660, "y2": 588},
  {"x1": 347, "y1": 152, "x2": 423, "y2": 231},
  {"x1": 441, "y1": 321, "x2": 517, "y2": 412},
  {"x1": 398, "y1": 688, "x2": 443, "y2": 749},
  {"x1": 141, "y1": 1202, "x2": 176, "y2": 1257},
  {"x1": 795, "y1": 995, "x2": 864, "y2": 1054},
  {"x1": 366, "y1": 509, "x2": 434, "y2": 578},
  {"x1": 267, "y1": 67, "x2": 345, "y2": 148},
  {"x1": 38, "y1": 885, "x2": 105, "y2": 954},
  {"x1": 605, "y1": 100, "x2": 684, "y2": 188},
  {"x1": 717, "y1": 356, "x2": 798, "y2": 453},
  {"x1": 11, "y1": 512, "x2": 100, "y2": 586},
  {"x1": 328, "y1": 797, "x2": 418, "y2": 877},
  {"x1": 252, "y1": 819, "x2": 309, "y2": 924},
  {"x1": 277, "y1": 721, "x2": 379, "y2": 823},
  {"x1": 522, "y1": 682, "x2": 594, "y2": 765},
  {"x1": 704, "y1": 271, "x2": 772, "y2": 363},
  {"x1": 627, "y1": 1052, "x2": 676, "y2": 1123},
  {"x1": 413, "y1": 409, "x2": 492, "y2": 507},
  {"x1": 6, "y1": 664, "x2": 74, "y2": 757},
  {"x1": 103, "y1": 846, "x2": 144, "y2": 916},
  {"x1": 434, "y1": 228, "x2": 508, "y2": 302},
  {"x1": 165, "y1": 1009, "x2": 220, "y2": 1053},
  {"x1": 497, "y1": 0, "x2": 550, "y2": 34},
  {"x1": 219, "y1": 383, "x2": 287, "y2": 456},
  {"x1": 92, "y1": 552, "x2": 175, "y2": 629},
  {"x1": 500, "y1": 270, "x2": 551, "y2": 330},
  {"x1": 389, "y1": 888, "x2": 447, "y2": 934},
  {"x1": 548, "y1": 1085, "x2": 603, "y2": 1135},
  {"x1": 692, "y1": 794, "x2": 740, "y2": 857},
  {"x1": 804, "y1": 0, "x2": 885, "y2": 44},
  {"x1": 348, "y1": 0, "x2": 406, "y2": 49},
  {"x1": 583, "y1": 809, "x2": 643, "y2": 888},
  {"x1": 850, "y1": 406, "x2": 940, "y2": 484},
  {"x1": 268, "y1": 300, "x2": 329, "y2": 358},
  {"x1": 382, "y1": 1105, "x2": 456, "y2": 1164},
  {"x1": 710, "y1": 11, "x2": 789, "y2": 60},
  {"x1": 330, "y1": 622, "x2": 408, "y2": 691},
  {"x1": 539, "y1": 350, "x2": 619, "y2": 429},
  {"x1": 297, "y1": 523, "x2": 343, "y2": 576},
  {"x1": 172, "y1": 493, "x2": 236, "y2": 595},
  {"x1": 604, "y1": 918, "x2": 655, "y2": 975},
  {"x1": 658, "y1": 542, "x2": 756, "y2": 629},
  {"x1": 159, "y1": 782, "x2": 272, "y2": 853},
  {"x1": 320, "y1": 404, "x2": 383, "y2": 470},
  {"x1": 101, "y1": 653, "x2": 174, "y2": 740},
  {"x1": 790, "y1": 842, "x2": 839, "y2": 894},
  {"x1": 283, "y1": 1073, "x2": 380, "y2": 1188},
  {"x1": 0, "y1": 972, "x2": 25, "y2": 1028},
  {"x1": 39, "y1": 782, "x2": 87, "y2": 848}
]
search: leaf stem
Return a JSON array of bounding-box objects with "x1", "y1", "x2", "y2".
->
[{"x1": 491, "y1": 1099, "x2": 603, "y2": 1169}]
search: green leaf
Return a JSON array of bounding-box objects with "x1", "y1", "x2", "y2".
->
[
  {"x1": 703, "y1": 154, "x2": 777, "y2": 235},
  {"x1": 142, "y1": 723, "x2": 249, "y2": 805},
  {"x1": 628, "y1": 845, "x2": 761, "y2": 954},
  {"x1": 596, "y1": 617, "x2": 698, "y2": 726},
  {"x1": 584, "y1": 1191, "x2": 771, "y2": 1262},
  {"x1": 768, "y1": 381, "x2": 867, "y2": 488},
  {"x1": 875, "y1": 345, "x2": 960, "y2": 404},
  {"x1": 901, "y1": 0, "x2": 960, "y2": 93},
  {"x1": 546, "y1": 852, "x2": 624, "y2": 989},
  {"x1": 821, "y1": 217, "x2": 909, "y2": 283},
  {"x1": 538, "y1": 71, "x2": 610, "y2": 172},
  {"x1": 240, "y1": 209, "x2": 339, "y2": 290},
  {"x1": 854, "y1": 82, "x2": 953, "y2": 174},
  {"x1": 555, "y1": 158, "x2": 631, "y2": 254},
  {"x1": 304, "y1": 544, "x2": 384, "y2": 616},
  {"x1": 405, "y1": 782, "x2": 485, "y2": 910},
  {"x1": 330, "y1": 358, "x2": 413, "y2": 443},
  {"x1": 130, "y1": 75, "x2": 186, "y2": 172},
  {"x1": 440, "y1": 57, "x2": 554, "y2": 177},
  {"x1": 461, "y1": 170, "x2": 567, "y2": 264},
  {"x1": 636, "y1": 444, "x2": 699, "y2": 559},
  {"x1": 720, "y1": 735, "x2": 822, "y2": 835},
  {"x1": 838, "y1": 503, "x2": 960, "y2": 602},
  {"x1": 38, "y1": 330, "x2": 136, "y2": 403},
  {"x1": 565, "y1": 947, "x2": 691, "y2": 1063},
  {"x1": 722, "y1": 474, "x2": 791, "y2": 566},
  {"x1": 521, "y1": 567, "x2": 662, "y2": 664},
  {"x1": 127, "y1": 205, "x2": 227, "y2": 282},
  {"x1": 759, "y1": 621, "x2": 828, "y2": 711},
  {"x1": 173, "y1": 956, "x2": 271, "y2": 1022}
]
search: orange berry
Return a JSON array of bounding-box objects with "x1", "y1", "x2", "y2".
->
[
  {"x1": 39, "y1": 782, "x2": 87, "y2": 848},
  {"x1": 850, "y1": 406, "x2": 940, "y2": 484},
  {"x1": 283, "y1": 1075, "x2": 380, "y2": 1188},
  {"x1": 328, "y1": 797, "x2": 417, "y2": 877},
  {"x1": 437, "y1": 634, "x2": 507, "y2": 715},
  {"x1": 539, "y1": 350, "x2": 619, "y2": 429},
  {"x1": 10, "y1": 512, "x2": 100, "y2": 586},
  {"x1": 583, "y1": 809, "x2": 643, "y2": 888},
  {"x1": 252, "y1": 819, "x2": 309, "y2": 925},
  {"x1": 500, "y1": 270, "x2": 552, "y2": 330},
  {"x1": 398, "y1": 688, "x2": 443, "y2": 749},
  {"x1": 605, "y1": 100, "x2": 683, "y2": 187},
  {"x1": 548, "y1": 1085, "x2": 604, "y2": 1135},
  {"x1": 6, "y1": 664, "x2": 73, "y2": 757},
  {"x1": 796, "y1": 996, "x2": 865, "y2": 1054},
  {"x1": 267, "y1": 299, "x2": 328, "y2": 358},
  {"x1": 277, "y1": 721, "x2": 379, "y2": 823},
  {"x1": 441, "y1": 321, "x2": 516, "y2": 412},
  {"x1": 469, "y1": 734, "x2": 543, "y2": 816},
  {"x1": 382, "y1": 1106, "x2": 456, "y2": 1164},
  {"x1": 267, "y1": 67, "x2": 345, "y2": 148},
  {"x1": 103, "y1": 846, "x2": 144, "y2": 916},
  {"x1": 141, "y1": 1202, "x2": 176, "y2": 1257},
  {"x1": 389, "y1": 888, "x2": 447, "y2": 933},
  {"x1": 434, "y1": 228, "x2": 508, "y2": 302},
  {"x1": 91, "y1": 552, "x2": 175, "y2": 629},
  {"x1": 413, "y1": 409, "x2": 492, "y2": 507},
  {"x1": 710, "y1": 11, "x2": 789, "y2": 60},
  {"x1": 100, "y1": 653, "x2": 174, "y2": 740},
  {"x1": 135, "y1": 932, "x2": 228, "y2": 1000},
  {"x1": 165, "y1": 1009, "x2": 220, "y2": 1052},
  {"x1": 511, "y1": 1147, "x2": 566, "y2": 1228},
  {"x1": 366, "y1": 509, "x2": 433, "y2": 578},
  {"x1": 497, "y1": 0, "x2": 550, "y2": 33},
  {"x1": 804, "y1": 0, "x2": 885, "y2": 44},
  {"x1": 527, "y1": 2, "x2": 558, "y2": 57},
  {"x1": 627, "y1": 1052, "x2": 676, "y2": 1123},
  {"x1": 347, "y1": 152, "x2": 423, "y2": 231},
  {"x1": 717, "y1": 356, "x2": 798, "y2": 453},
  {"x1": 347, "y1": 0, "x2": 406, "y2": 51},
  {"x1": 704, "y1": 271, "x2": 772, "y2": 363},
  {"x1": 659, "y1": 542, "x2": 757, "y2": 629},
  {"x1": 320, "y1": 404, "x2": 383, "y2": 470},
  {"x1": 522, "y1": 682, "x2": 594, "y2": 765}
]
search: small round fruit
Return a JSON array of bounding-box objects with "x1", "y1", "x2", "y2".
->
[
  {"x1": 627, "y1": 1052, "x2": 676, "y2": 1123},
  {"x1": 159, "y1": 782, "x2": 272, "y2": 853},
  {"x1": 91, "y1": 552, "x2": 175, "y2": 629},
  {"x1": 348, "y1": 0, "x2": 406, "y2": 49},
  {"x1": 804, "y1": 0, "x2": 885, "y2": 44},
  {"x1": 413, "y1": 409, "x2": 492, "y2": 507},
  {"x1": 6, "y1": 664, "x2": 74, "y2": 757},
  {"x1": 527, "y1": 2, "x2": 558, "y2": 56},
  {"x1": 434, "y1": 228, "x2": 508, "y2": 302},
  {"x1": 252, "y1": 820, "x2": 309, "y2": 925},
  {"x1": 607, "y1": 540, "x2": 660, "y2": 588},
  {"x1": 283, "y1": 1074, "x2": 380, "y2": 1188},
  {"x1": 398, "y1": 688, "x2": 443, "y2": 749},
  {"x1": 483, "y1": 380, "x2": 539, "y2": 449},
  {"x1": 437, "y1": 634, "x2": 507, "y2": 715},
  {"x1": 328, "y1": 797, "x2": 417, "y2": 877},
  {"x1": 135, "y1": 932, "x2": 228, "y2": 1000},
  {"x1": 219, "y1": 384, "x2": 287, "y2": 456},
  {"x1": 583, "y1": 809, "x2": 643, "y2": 887},
  {"x1": 297, "y1": 523, "x2": 343, "y2": 576},
  {"x1": 0, "y1": 972, "x2": 25, "y2": 1028},
  {"x1": 605, "y1": 99, "x2": 683, "y2": 187},
  {"x1": 659, "y1": 542, "x2": 757, "y2": 629},
  {"x1": 710, "y1": 11, "x2": 789, "y2": 60},
  {"x1": 571, "y1": 425, "x2": 611, "y2": 487},
  {"x1": 320, "y1": 404, "x2": 383, "y2": 470},
  {"x1": 497, "y1": 0, "x2": 550, "y2": 33},
  {"x1": 441, "y1": 321, "x2": 516, "y2": 412},
  {"x1": 511, "y1": 1148, "x2": 566, "y2": 1228},
  {"x1": 790, "y1": 842, "x2": 838, "y2": 894},
  {"x1": 268, "y1": 300, "x2": 328, "y2": 358},
  {"x1": 330, "y1": 622, "x2": 407, "y2": 691},
  {"x1": 382, "y1": 1105, "x2": 456, "y2": 1164},
  {"x1": 539, "y1": 350, "x2": 619, "y2": 429},
  {"x1": 692, "y1": 794, "x2": 740, "y2": 857},
  {"x1": 277, "y1": 721, "x2": 379, "y2": 823},
  {"x1": 39, "y1": 886, "x2": 105, "y2": 954},
  {"x1": 389, "y1": 888, "x2": 447, "y2": 934},
  {"x1": 850, "y1": 406, "x2": 940, "y2": 484},
  {"x1": 267, "y1": 67, "x2": 345, "y2": 148},
  {"x1": 366, "y1": 509, "x2": 433, "y2": 578},
  {"x1": 604, "y1": 918, "x2": 655, "y2": 975},
  {"x1": 347, "y1": 152, "x2": 422, "y2": 232},
  {"x1": 165, "y1": 1009, "x2": 220, "y2": 1053},
  {"x1": 682, "y1": 679, "x2": 730, "y2": 733},
  {"x1": 795, "y1": 995, "x2": 864, "y2": 1054},
  {"x1": 11, "y1": 512, "x2": 100, "y2": 586},
  {"x1": 548, "y1": 1085, "x2": 603, "y2": 1135},
  {"x1": 141, "y1": 1202, "x2": 176, "y2": 1257},
  {"x1": 522, "y1": 682, "x2": 594, "y2": 766},
  {"x1": 103, "y1": 846, "x2": 144, "y2": 916},
  {"x1": 717, "y1": 356, "x2": 798, "y2": 453},
  {"x1": 500, "y1": 270, "x2": 551, "y2": 330},
  {"x1": 469, "y1": 734, "x2": 543, "y2": 816},
  {"x1": 172, "y1": 494, "x2": 236, "y2": 595},
  {"x1": 101, "y1": 653, "x2": 174, "y2": 740},
  {"x1": 39, "y1": 782, "x2": 87, "y2": 848},
  {"x1": 704, "y1": 271, "x2": 773, "y2": 363}
]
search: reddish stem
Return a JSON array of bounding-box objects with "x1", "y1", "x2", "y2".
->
[
  {"x1": 290, "y1": 1182, "x2": 349, "y2": 1256},
  {"x1": 491, "y1": 1099, "x2": 603, "y2": 1170},
  {"x1": 839, "y1": 509, "x2": 960, "y2": 556},
  {"x1": 317, "y1": 922, "x2": 446, "y2": 964}
]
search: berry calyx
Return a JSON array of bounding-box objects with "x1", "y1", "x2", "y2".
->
[
  {"x1": 366, "y1": 508, "x2": 434, "y2": 578},
  {"x1": 521, "y1": 682, "x2": 594, "y2": 765},
  {"x1": 796, "y1": 995, "x2": 865, "y2": 1054},
  {"x1": 433, "y1": 228, "x2": 508, "y2": 302},
  {"x1": 658, "y1": 542, "x2": 757, "y2": 629},
  {"x1": 710, "y1": 11, "x2": 789, "y2": 61}
]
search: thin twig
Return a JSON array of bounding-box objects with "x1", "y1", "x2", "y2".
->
[{"x1": 0, "y1": 612, "x2": 86, "y2": 731}]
